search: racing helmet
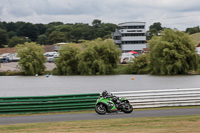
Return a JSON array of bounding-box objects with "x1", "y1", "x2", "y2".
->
[{"x1": 102, "y1": 90, "x2": 108, "y2": 97}]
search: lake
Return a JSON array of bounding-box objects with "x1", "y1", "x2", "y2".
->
[{"x1": 0, "y1": 75, "x2": 200, "y2": 97}]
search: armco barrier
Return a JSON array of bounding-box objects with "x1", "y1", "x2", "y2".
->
[
  {"x1": 112, "y1": 88, "x2": 200, "y2": 109},
  {"x1": 0, "y1": 93, "x2": 100, "y2": 114},
  {"x1": 1, "y1": 88, "x2": 200, "y2": 114}
]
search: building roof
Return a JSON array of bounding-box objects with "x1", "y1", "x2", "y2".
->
[
  {"x1": 0, "y1": 48, "x2": 16, "y2": 55},
  {"x1": 196, "y1": 43, "x2": 200, "y2": 47},
  {"x1": 142, "y1": 48, "x2": 150, "y2": 53},
  {"x1": 118, "y1": 22, "x2": 146, "y2": 26}
]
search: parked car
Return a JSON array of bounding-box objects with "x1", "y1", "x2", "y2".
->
[
  {"x1": 0, "y1": 53, "x2": 20, "y2": 62},
  {"x1": 120, "y1": 53, "x2": 135, "y2": 64},
  {"x1": 44, "y1": 52, "x2": 59, "y2": 57},
  {"x1": 0, "y1": 56, "x2": 10, "y2": 63},
  {"x1": 47, "y1": 56, "x2": 58, "y2": 63}
]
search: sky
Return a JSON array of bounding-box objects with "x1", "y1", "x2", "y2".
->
[{"x1": 0, "y1": 0, "x2": 200, "y2": 31}]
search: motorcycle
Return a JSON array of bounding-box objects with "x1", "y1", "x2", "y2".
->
[{"x1": 95, "y1": 90, "x2": 133, "y2": 115}]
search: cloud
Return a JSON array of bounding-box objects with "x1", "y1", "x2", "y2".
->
[{"x1": 0, "y1": 0, "x2": 200, "y2": 30}]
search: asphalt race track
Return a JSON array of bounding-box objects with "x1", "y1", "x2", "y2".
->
[{"x1": 0, "y1": 108, "x2": 199, "y2": 125}]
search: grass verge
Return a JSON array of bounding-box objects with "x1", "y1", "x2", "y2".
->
[{"x1": 0, "y1": 115, "x2": 200, "y2": 133}]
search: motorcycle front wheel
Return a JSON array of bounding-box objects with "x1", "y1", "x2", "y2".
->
[
  {"x1": 95, "y1": 104, "x2": 107, "y2": 115},
  {"x1": 122, "y1": 103, "x2": 133, "y2": 113}
]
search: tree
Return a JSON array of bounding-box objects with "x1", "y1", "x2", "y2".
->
[
  {"x1": 6, "y1": 22, "x2": 17, "y2": 32},
  {"x1": 147, "y1": 22, "x2": 164, "y2": 40},
  {"x1": 149, "y1": 29, "x2": 198, "y2": 75},
  {"x1": 8, "y1": 36, "x2": 25, "y2": 47},
  {"x1": 36, "y1": 34, "x2": 47, "y2": 45},
  {"x1": 96, "y1": 23, "x2": 117, "y2": 39},
  {"x1": 16, "y1": 42, "x2": 46, "y2": 75},
  {"x1": 128, "y1": 54, "x2": 150, "y2": 74},
  {"x1": 185, "y1": 26, "x2": 200, "y2": 34},
  {"x1": 0, "y1": 28, "x2": 8, "y2": 47},
  {"x1": 70, "y1": 27, "x2": 84, "y2": 43},
  {"x1": 48, "y1": 31, "x2": 66, "y2": 44},
  {"x1": 78, "y1": 38, "x2": 121, "y2": 75},
  {"x1": 8, "y1": 31, "x2": 17, "y2": 39},
  {"x1": 35, "y1": 23, "x2": 47, "y2": 35},
  {"x1": 47, "y1": 22, "x2": 64, "y2": 27},
  {"x1": 17, "y1": 22, "x2": 38, "y2": 41},
  {"x1": 92, "y1": 19, "x2": 101, "y2": 28},
  {"x1": 149, "y1": 22, "x2": 163, "y2": 33},
  {"x1": 53, "y1": 43, "x2": 80, "y2": 75}
]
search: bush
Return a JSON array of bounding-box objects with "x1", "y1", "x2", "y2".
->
[
  {"x1": 78, "y1": 38, "x2": 121, "y2": 75},
  {"x1": 53, "y1": 43, "x2": 80, "y2": 75},
  {"x1": 16, "y1": 42, "x2": 46, "y2": 75},
  {"x1": 149, "y1": 29, "x2": 198, "y2": 75},
  {"x1": 127, "y1": 54, "x2": 150, "y2": 74}
]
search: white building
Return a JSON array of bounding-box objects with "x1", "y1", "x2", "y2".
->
[
  {"x1": 196, "y1": 44, "x2": 200, "y2": 56},
  {"x1": 112, "y1": 22, "x2": 147, "y2": 53}
]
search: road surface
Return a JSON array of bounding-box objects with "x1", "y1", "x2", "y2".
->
[{"x1": 0, "y1": 108, "x2": 199, "y2": 125}]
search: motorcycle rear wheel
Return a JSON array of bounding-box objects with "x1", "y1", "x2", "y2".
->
[
  {"x1": 95, "y1": 104, "x2": 107, "y2": 115},
  {"x1": 122, "y1": 103, "x2": 133, "y2": 113}
]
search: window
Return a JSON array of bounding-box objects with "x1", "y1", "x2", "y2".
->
[
  {"x1": 119, "y1": 26, "x2": 145, "y2": 29},
  {"x1": 122, "y1": 41, "x2": 146, "y2": 44},
  {"x1": 121, "y1": 33, "x2": 145, "y2": 36}
]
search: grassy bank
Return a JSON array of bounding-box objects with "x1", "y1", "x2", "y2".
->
[
  {"x1": 0, "y1": 71, "x2": 52, "y2": 76},
  {"x1": 0, "y1": 71, "x2": 23, "y2": 76},
  {"x1": 0, "y1": 115, "x2": 200, "y2": 133}
]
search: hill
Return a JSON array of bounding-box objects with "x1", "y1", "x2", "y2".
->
[{"x1": 190, "y1": 32, "x2": 200, "y2": 46}]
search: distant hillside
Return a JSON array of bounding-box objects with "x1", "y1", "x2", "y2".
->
[{"x1": 190, "y1": 33, "x2": 200, "y2": 46}]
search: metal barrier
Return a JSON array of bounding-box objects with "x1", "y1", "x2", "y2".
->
[
  {"x1": 1, "y1": 88, "x2": 200, "y2": 114},
  {"x1": 0, "y1": 93, "x2": 100, "y2": 114},
  {"x1": 112, "y1": 88, "x2": 200, "y2": 108}
]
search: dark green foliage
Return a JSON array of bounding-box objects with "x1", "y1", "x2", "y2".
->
[
  {"x1": 149, "y1": 22, "x2": 163, "y2": 32},
  {"x1": 53, "y1": 43, "x2": 80, "y2": 75},
  {"x1": 114, "y1": 65, "x2": 130, "y2": 74},
  {"x1": 92, "y1": 19, "x2": 101, "y2": 28},
  {"x1": 96, "y1": 23, "x2": 117, "y2": 39},
  {"x1": 8, "y1": 36, "x2": 25, "y2": 47},
  {"x1": 78, "y1": 38, "x2": 121, "y2": 75},
  {"x1": 147, "y1": 22, "x2": 164, "y2": 40},
  {"x1": 149, "y1": 29, "x2": 198, "y2": 75},
  {"x1": 17, "y1": 22, "x2": 38, "y2": 41},
  {"x1": 36, "y1": 34, "x2": 48, "y2": 45},
  {"x1": 8, "y1": 31, "x2": 17, "y2": 39},
  {"x1": 185, "y1": 26, "x2": 200, "y2": 35},
  {"x1": 197, "y1": 56, "x2": 200, "y2": 74},
  {"x1": 16, "y1": 42, "x2": 46, "y2": 75},
  {"x1": 0, "y1": 20, "x2": 116, "y2": 46},
  {"x1": 53, "y1": 39, "x2": 121, "y2": 75},
  {"x1": 0, "y1": 28, "x2": 8, "y2": 47},
  {"x1": 127, "y1": 54, "x2": 150, "y2": 74},
  {"x1": 48, "y1": 31, "x2": 66, "y2": 44},
  {"x1": 35, "y1": 23, "x2": 47, "y2": 35}
]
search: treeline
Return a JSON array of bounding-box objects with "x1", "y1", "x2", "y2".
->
[
  {"x1": 0, "y1": 19, "x2": 116, "y2": 48},
  {"x1": 147, "y1": 22, "x2": 200, "y2": 40},
  {"x1": 1, "y1": 19, "x2": 200, "y2": 48}
]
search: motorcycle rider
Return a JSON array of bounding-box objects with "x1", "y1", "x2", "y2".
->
[
  {"x1": 101, "y1": 90, "x2": 120, "y2": 108},
  {"x1": 95, "y1": 90, "x2": 133, "y2": 114}
]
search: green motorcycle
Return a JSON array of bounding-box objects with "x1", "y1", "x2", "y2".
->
[{"x1": 95, "y1": 90, "x2": 133, "y2": 115}]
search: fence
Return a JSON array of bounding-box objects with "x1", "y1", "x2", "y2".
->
[
  {"x1": 112, "y1": 88, "x2": 200, "y2": 108},
  {"x1": 1, "y1": 88, "x2": 200, "y2": 114},
  {"x1": 0, "y1": 93, "x2": 99, "y2": 114}
]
